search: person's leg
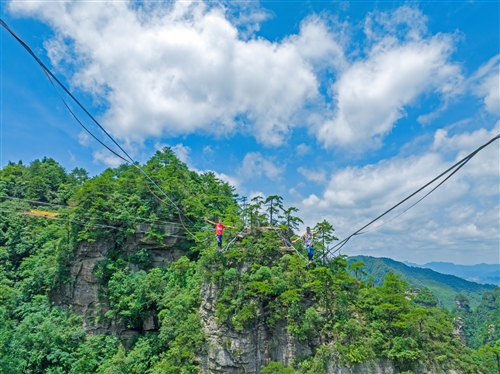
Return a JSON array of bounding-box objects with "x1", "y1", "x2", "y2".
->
[
  {"x1": 307, "y1": 246, "x2": 314, "y2": 261},
  {"x1": 216, "y1": 234, "x2": 223, "y2": 249}
]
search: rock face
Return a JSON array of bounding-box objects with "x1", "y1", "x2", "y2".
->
[
  {"x1": 199, "y1": 280, "x2": 315, "y2": 374},
  {"x1": 50, "y1": 226, "x2": 467, "y2": 373},
  {"x1": 453, "y1": 316, "x2": 466, "y2": 344},
  {"x1": 199, "y1": 279, "x2": 399, "y2": 374},
  {"x1": 50, "y1": 223, "x2": 185, "y2": 340},
  {"x1": 199, "y1": 271, "x2": 464, "y2": 374},
  {"x1": 325, "y1": 360, "x2": 396, "y2": 374},
  {"x1": 199, "y1": 284, "x2": 392, "y2": 373}
]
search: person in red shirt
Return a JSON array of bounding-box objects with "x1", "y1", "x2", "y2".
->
[{"x1": 204, "y1": 218, "x2": 235, "y2": 250}]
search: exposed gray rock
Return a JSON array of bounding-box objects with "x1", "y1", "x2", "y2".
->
[
  {"x1": 143, "y1": 314, "x2": 160, "y2": 332},
  {"x1": 453, "y1": 316, "x2": 466, "y2": 344},
  {"x1": 50, "y1": 224, "x2": 185, "y2": 341},
  {"x1": 50, "y1": 238, "x2": 114, "y2": 334},
  {"x1": 198, "y1": 269, "x2": 465, "y2": 374},
  {"x1": 326, "y1": 359, "x2": 396, "y2": 374},
  {"x1": 199, "y1": 278, "x2": 316, "y2": 374}
]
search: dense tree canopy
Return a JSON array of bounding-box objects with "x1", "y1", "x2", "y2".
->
[{"x1": 0, "y1": 150, "x2": 498, "y2": 373}]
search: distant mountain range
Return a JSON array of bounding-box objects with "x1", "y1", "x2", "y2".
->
[
  {"x1": 402, "y1": 261, "x2": 499, "y2": 286},
  {"x1": 348, "y1": 256, "x2": 498, "y2": 310}
]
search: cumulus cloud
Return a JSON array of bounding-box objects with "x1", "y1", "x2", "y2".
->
[
  {"x1": 211, "y1": 172, "x2": 240, "y2": 189},
  {"x1": 315, "y1": 6, "x2": 463, "y2": 150},
  {"x1": 93, "y1": 149, "x2": 124, "y2": 167},
  {"x1": 297, "y1": 166, "x2": 326, "y2": 183},
  {"x1": 171, "y1": 143, "x2": 191, "y2": 164},
  {"x1": 249, "y1": 191, "x2": 265, "y2": 200},
  {"x1": 203, "y1": 145, "x2": 215, "y2": 155},
  {"x1": 297, "y1": 125, "x2": 499, "y2": 263},
  {"x1": 295, "y1": 143, "x2": 311, "y2": 156},
  {"x1": 169, "y1": 143, "x2": 240, "y2": 187},
  {"x1": 469, "y1": 55, "x2": 500, "y2": 116},
  {"x1": 10, "y1": 2, "x2": 481, "y2": 153},
  {"x1": 238, "y1": 152, "x2": 285, "y2": 181},
  {"x1": 9, "y1": 0, "x2": 336, "y2": 147},
  {"x1": 78, "y1": 132, "x2": 90, "y2": 146}
]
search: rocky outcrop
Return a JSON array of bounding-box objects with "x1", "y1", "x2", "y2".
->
[
  {"x1": 199, "y1": 280, "x2": 315, "y2": 373},
  {"x1": 50, "y1": 223, "x2": 185, "y2": 341},
  {"x1": 453, "y1": 316, "x2": 466, "y2": 344},
  {"x1": 199, "y1": 269, "x2": 465, "y2": 374},
  {"x1": 325, "y1": 359, "x2": 396, "y2": 374},
  {"x1": 199, "y1": 279, "x2": 399, "y2": 374}
]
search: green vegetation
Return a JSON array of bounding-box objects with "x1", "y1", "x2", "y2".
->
[
  {"x1": 406, "y1": 261, "x2": 499, "y2": 286},
  {"x1": 455, "y1": 289, "x2": 500, "y2": 349},
  {"x1": 0, "y1": 152, "x2": 498, "y2": 373},
  {"x1": 349, "y1": 255, "x2": 496, "y2": 310}
]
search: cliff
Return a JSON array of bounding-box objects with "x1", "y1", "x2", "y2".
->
[
  {"x1": 50, "y1": 223, "x2": 185, "y2": 344},
  {"x1": 2, "y1": 153, "x2": 494, "y2": 373},
  {"x1": 44, "y1": 229, "x2": 474, "y2": 373},
  {"x1": 197, "y1": 256, "x2": 466, "y2": 374}
]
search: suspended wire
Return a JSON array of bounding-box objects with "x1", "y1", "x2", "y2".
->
[
  {"x1": 358, "y1": 155, "x2": 473, "y2": 235},
  {"x1": 0, "y1": 19, "x2": 193, "y2": 226},
  {"x1": 220, "y1": 228, "x2": 247, "y2": 252},
  {"x1": 4, "y1": 19, "x2": 498, "y2": 258},
  {"x1": 0, "y1": 207, "x2": 188, "y2": 239},
  {"x1": 41, "y1": 67, "x2": 130, "y2": 163},
  {"x1": 143, "y1": 180, "x2": 205, "y2": 242},
  {"x1": 271, "y1": 226, "x2": 307, "y2": 261},
  {"x1": 324, "y1": 133, "x2": 500, "y2": 258},
  {"x1": 0, "y1": 195, "x2": 183, "y2": 227},
  {"x1": 0, "y1": 195, "x2": 67, "y2": 208},
  {"x1": 0, "y1": 208, "x2": 124, "y2": 231}
]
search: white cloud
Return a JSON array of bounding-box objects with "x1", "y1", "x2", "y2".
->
[
  {"x1": 470, "y1": 55, "x2": 500, "y2": 116},
  {"x1": 171, "y1": 143, "x2": 191, "y2": 164},
  {"x1": 10, "y1": 2, "x2": 482, "y2": 154},
  {"x1": 78, "y1": 131, "x2": 90, "y2": 146},
  {"x1": 295, "y1": 143, "x2": 311, "y2": 156},
  {"x1": 315, "y1": 6, "x2": 463, "y2": 150},
  {"x1": 203, "y1": 145, "x2": 215, "y2": 155},
  {"x1": 285, "y1": 15, "x2": 347, "y2": 70},
  {"x1": 297, "y1": 166, "x2": 326, "y2": 183},
  {"x1": 432, "y1": 123, "x2": 500, "y2": 181},
  {"x1": 288, "y1": 187, "x2": 303, "y2": 199},
  {"x1": 297, "y1": 125, "x2": 499, "y2": 264},
  {"x1": 227, "y1": 1, "x2": 272, "y2": 39},
  {"x1": 249, "y1": 191, "x2": 265, "y2": 201},
  {"x1": 93, "y1": 149, "x2": 124, "y2": 167},
  {"x1": 168, "y1": 143, "x2": 241, "y2": 188},
  {"x1": 9, "y1": 0, "x2": 331, "y2": 147},
  {"x1": 238, "y1": 152, "x2": 285, "y2": 181},
  {"x1": 210, "y1": 171, "x2": 240, "y2": 189}
]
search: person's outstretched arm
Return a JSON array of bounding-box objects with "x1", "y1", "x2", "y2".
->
[
  {"x1": 204, "y1": 218, "x2": 216, "y2": 225},
  {"x1": 313, "y1": 226, "x2": 322, "y2": 235},
  {"x1": 292, "y1": 234, "x2": 303, "y2": 243}
]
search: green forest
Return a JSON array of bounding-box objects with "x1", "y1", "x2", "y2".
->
[
  {"x1": 0, "y1": 150, "x2": 499, "y2": 373},
  {"x1": 347, "y1": 256, "x2": 497, "y2": 310}
]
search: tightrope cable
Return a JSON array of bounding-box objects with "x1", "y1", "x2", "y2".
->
[
  {"x1": 0, "y1": 19, "x2": 193, "y2": 225},
  {"x1": 271, "y1": 226, "x2": 307, "y2": 261},
  {"x1": 324, "y1": 133, "x2": 500, "y2": 258}
]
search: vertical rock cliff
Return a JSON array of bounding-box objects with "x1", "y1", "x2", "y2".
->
[{"x1": 50, "y1": 223, "x2": 185, "y2": 342}]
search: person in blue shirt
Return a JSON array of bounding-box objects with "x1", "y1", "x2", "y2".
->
[{"x1": 293, "y1": 226, "x2": 321, "y2": 264}]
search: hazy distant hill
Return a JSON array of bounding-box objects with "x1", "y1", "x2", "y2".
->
[
  {"x1": 403, "y1": 261, "x2": 499, "y2": 286},
  {"x1": 348, "y1": 256, "x2": 497, "y2": 310}
]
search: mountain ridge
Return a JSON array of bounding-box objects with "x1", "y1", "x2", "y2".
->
[
  {"x1": 402, "y1": 260, "x2": 500, "y2": 286},
  {"x1": 348, "y1": 255, "x2": 497, "y2": 310}
]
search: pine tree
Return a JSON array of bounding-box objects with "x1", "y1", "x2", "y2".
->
[{"x1": 313, "y1": 220, "x2": 338, "y2": 262}]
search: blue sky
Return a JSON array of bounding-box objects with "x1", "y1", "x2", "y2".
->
[{"x1": 1, "y1": 0, "x2": 499, "y2": 265}]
